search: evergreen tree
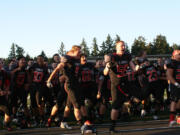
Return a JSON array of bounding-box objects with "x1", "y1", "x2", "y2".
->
[
  {"x1": 16, "y1": 44, "x2": 25, "y2": 58},
  {"x1": 40, "y1": 50, "x2": 48, "y2": 60},
  {"x1": 8, "y1": 43, "x2": 16, "y2": 59},
  {"x1": 125, "y1": 42, "x2": 130, "y2": 53},
  {"x1": 115, "y1": 34, "x2": 121, "y2": 43},
  {"x1": 152, "y1": 35, "x2": 171, "y2": 54},
  {"x1": 146, "y1": 42, "x2": 154, "y2": 55},
  {"x1": 99, "y1": 41, "x2": 106, "y2": 56},
  {"x1": 171, "y1": 43, "x2": 180, "y2": 50},
  {"x1": 25, "y1": 54, "x2": 31, "y2": 61},
  {"x1": 80, "y1": 38, "x2": 90, "y2": 56},
  {"x1": 105, "y1": 34, "x2": 114, "y2": 54},
  {"x1": 131, "y1": 36, "x2": 146, "y2": 55},
  {"x1": 91, "y1": 37, "x2": 99, "y2": 56},
  {"x1": 58, "y1": 42, "x2": 66, "y2": 56}
]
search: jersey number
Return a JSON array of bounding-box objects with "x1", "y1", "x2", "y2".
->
[
  {"x1": 147, "y1": 70, "x2": 158, "y2": 82},
  {"x1": 33, "y1": 71, "x2": 43, "y2": 83},
  {"x1": 116, "y1": 64, "x2": 128, "y2": 76},
  {"x1": 16, "y1": 74, "x2": 25, "y2": 85},
  {"x1": 82, "y1": 71, "x2": 91, "y2": 82}
]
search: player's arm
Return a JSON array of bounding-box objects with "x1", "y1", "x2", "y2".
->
[
  {"x1": 0, "y1": 72, "x2": 10, "y2": 96},
  {"x1": 129, "y1": 60, "x2": 136, "y2": 71},
  {"x1": 47, "y1": 62, "x2": 64, "y2": 83},
  {"x1": 24, "y1": 70, "x2": 30, "y2": 91},
  {"x1": 103, "y1": 55, "x2": 111, "y2": 76},
  {"x1": 10, "y1": 67, "x2": 21, "y2": 75},
  {"x1": 104, "y1": 63, "x2": 111, "y2": 76},
  {"x1": 97, "y1": 75, "x2": 104, "y2": 99},
  {"x1": 4, "y1": 79, "x2": 10, "y2": 95},
  {"x1": 27, "y1": 64, "x2": 35, "y2": 84},
  {"x1": 166, "y1": 67, "x2": 180, "y2": 88},
  {"x1": 166, "y1": 68, "x2": 177, "y2": 85}
]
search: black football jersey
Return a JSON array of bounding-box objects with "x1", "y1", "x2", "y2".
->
[{"x1": 167, "y1": 59, "x2": 180, "y2": 83}]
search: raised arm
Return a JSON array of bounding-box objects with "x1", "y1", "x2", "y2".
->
[
  {"x1": 103, "y1": 55, "x2": 111, "y2": 76},
  {"x1": 166, "y1": 68, "x2": 176, "y2": 85},
  {"x1": 47, "y1": 62, "x2": 64, "y2": 83},
  {"x1": 129, "y1": 60, "x2": 136, "y2": 71}
]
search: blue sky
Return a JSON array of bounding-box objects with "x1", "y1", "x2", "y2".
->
[{"x1": 0, "y1": 0, "x2": 180, "y2": 58}]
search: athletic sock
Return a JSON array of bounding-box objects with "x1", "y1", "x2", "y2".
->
[{"x1": 169, "y1": 111, "x2": 176, "y2": 122}]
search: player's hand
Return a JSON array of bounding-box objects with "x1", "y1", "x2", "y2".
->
[
  {"x1": 47, "y1": 81, "x2": 53, "y2": 88},
  {"x1": 0, "y1": 90, "x2": 10, "y2": 96},
  {"x1": 57, "y1": 63, "x2": 65, "y2": 69},
  {"x1": 17, "y1": 67, "x2": 21, "y2": 71},
  {"x1": 0, "y1": 90, "x2": 4, "y2": 96},
  {"x1": 131, "y1": 96, "x2": 140, "y2": 103},
  {"x1": 60, "y1": 56, "x2": 68, "y2": 63},
  {"x1": 97, "y1": 91, "x2": 101, "y2": 99},
  {"x1": 175, "y1": 82, "x2": 180, "y2": 88},
  {"x1": 105, "y1": 62, "x2": 111, "y2": 69}
]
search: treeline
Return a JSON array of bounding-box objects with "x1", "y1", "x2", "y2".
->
[{"x1": 6, "y1": 34, "x2": 180, "y2": 62}]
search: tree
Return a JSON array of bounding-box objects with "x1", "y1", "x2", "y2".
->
[
  {"x1": 8, "y1": 43, "x2": 25, "y2": 59},
  {"x1": 58, "y1": 42, "x2": 66, "y2": 56},
  {"x1": 171, "y1": 43, "x2": 180, "y2": 50},
  {"x1": 125, "y1": 42, "x2": 130, "y2": 53},
  {"x1": 40, "y1": 50, "x2": 48, "y2": 60},
  {"x1": 131, "y1": 36, "x2": 146, "y2": 55},
  {"x1": 99, "y1": 41, "x2": 106, "y2": 56},
  {"x1": 16, "y1": 45, "x2": 25, "y2": 58},
  {"x1": 91, "y1": 37, "x2": 99, "y2": 56},
  {"x1": 115, "y1": 34, "x2": 121, "y2": 43},
  {"x1": 80, "y1": 38, "x2": 90, "y2": 56},
  {"x1": 152, "y1": 35, "x2": 171, "y2": 54},
  {"x1": 25, "y1": 54, "x2": 31, "y2": 61},
  {"x1": 8, "y1": 43, "x2": 16, "y2": 59},
  {"x1": 146, "y1": 42, "x2": 154, "y2": 55},
  {"x1": 104, "y1": 34, "x2": 114, "y2": 54}
]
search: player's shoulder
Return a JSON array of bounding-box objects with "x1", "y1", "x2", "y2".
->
[
  {"x1": 166, "y1": 59, "x2": 178, "y2": 68},
  {"x1": 124, "y1": 51, "x2": 131, "y2": 56},
  {"x1": 123, "y1": 51, "x2": 132, "y2": 61},
  {"x1": 61, "y1": 55, "x2": 71, "y2": 63}
]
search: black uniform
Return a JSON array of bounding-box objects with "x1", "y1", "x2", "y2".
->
[
  {"x1": 100, "y1": 68, "x2": 111, "y2": 104},
  {"x1": 60, "y1": 55, "x2": 81, "y2": 109},
  {"x1": 48, "y1": 65, "x2": 61, "y2": 102},
  {"x1": 78, "y1": 62, "x2": 98, "y2": 106},
  {"x1": 141, "y1": 63, "x2": 163, "y2": 102},
  {"x1": 156, "y1": 64, "x2": 168, "y2": 103},
  {"x1": 166, "y1": 59, "x2": 180, "y2": 102},
  {"x1": 11, "y1": 68, "x2": 28, "y2": 108},
  {"x1": 29, "y1": 63, "x2": 48, "y2": 107},
  {"x1": 125, "y1": 69, "x2": 142, "y2": 100},
  {"x1": 108, "y1": 52, "x2": 132, "y2": 109},
  {"x1": 0, "y1": 69, "x2": 10, "y2": 115}
]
